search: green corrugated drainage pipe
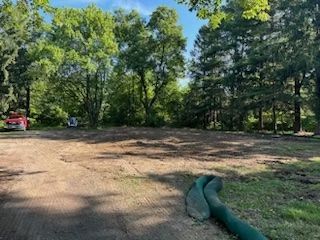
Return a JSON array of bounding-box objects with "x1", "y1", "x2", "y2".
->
[{"x1": 186, "y1": 176, "x2": 267, "y2": 240}]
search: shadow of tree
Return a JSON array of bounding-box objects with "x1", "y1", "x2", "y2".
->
[
  {"x1": 0, "y1": 128, "x2": 319, "y2": 240},
  {"x1": 0, "y1": 187, "x2": 230, "y2": 240},
  {"x1": 1, "y1": 160, "x2": 319, "y2": 240},
  {"x1": 83, "y1": 128, "x2": 319, "y2": 163},
  {"x1": 146, "y1": 159, "x2": 320, "y2": 240},
  {"x1": 1, "y1": 192, "x2": 129, "y2": 240},
  {"x1": 0, "y1": 165, "x2": 230, "y2": 240},
  {"x1": 0, "y1": 128, "x2": 319, "y2": 163},
  {"x1": 0, "y1": 167, "x2": 46, "y2": 182}
]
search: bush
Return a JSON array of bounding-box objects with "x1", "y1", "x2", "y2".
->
[
  {"x1": 27, "y1": 117, "x2": 38, "y2": 128},
  {"x1": 244, "y1": 113, "x2": 259, "y2": 132},
  {"x1": 33, "y1": 106, "x2": 68, "y2": 127},
  {"x1": 302, "y1": 115, "x2": 317, "y2": 132}
]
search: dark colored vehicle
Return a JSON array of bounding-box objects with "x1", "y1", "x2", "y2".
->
[{"x1": 3, "y1": 113, "x2": 30, "y2": 131}]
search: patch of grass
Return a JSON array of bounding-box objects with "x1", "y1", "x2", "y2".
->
[
  {"x1": 282, "y1": 201, "x2": 320, "y2": 223},
  {"x1": 271, "y1": 142, "x2": 319, "y2": 157},
  {"x1": 217, "y1": 157, "x2": 320, "y2": 240}
]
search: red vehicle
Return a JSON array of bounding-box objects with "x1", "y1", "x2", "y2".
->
[{"x1": 4, "y1": 113, "x2": 30, "y2": 131}]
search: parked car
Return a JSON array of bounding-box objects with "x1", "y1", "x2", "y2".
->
[
  {"x1": 67, "y1": 117, "x2": 78, "y2": 128},
  {"x1": 4, "y1": 113, "x2": 30, "y2": 131}
]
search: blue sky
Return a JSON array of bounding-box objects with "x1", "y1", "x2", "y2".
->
[{"x1": 50, "y1": 0, "x2": 207, "y2": 58}]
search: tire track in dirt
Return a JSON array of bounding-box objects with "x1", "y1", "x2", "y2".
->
[
  {"x1": 0, "y1": 136, "x2": 129, "y2": 240},
  {"x1": 0, "y1": 131, "x2": 231, "y2": 240}
]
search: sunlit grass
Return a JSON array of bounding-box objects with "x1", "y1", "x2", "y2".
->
[
  {"x1": 282, "y1": 201, "x2": 320, "y2": 223},
  {"x1": 216, "y1": 147, "x2": 320, "y2": 240}
]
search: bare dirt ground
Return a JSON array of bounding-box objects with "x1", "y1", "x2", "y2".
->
[{"x1": 0, "y1": 128, "x2": 319, "y2": 240}]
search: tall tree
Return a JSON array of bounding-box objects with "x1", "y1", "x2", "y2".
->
[
  {"x1": 185, "y1": 0, "x2": 316, "y2": 134},
  {"x1": 115, "y1": 7, "x2": 186, "y2": 125},
  {"x1": 311, "y1": 1, "x2": 320, "y2": 134},
  {"x1": 32, "y1": 5, "x2": 118, "y2": 128},
  {"x1": 0, "y1": 0, "x2": 48, "y2": 113}
]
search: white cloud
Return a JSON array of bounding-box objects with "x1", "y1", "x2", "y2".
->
[{"x1": 111, "y1": 0, "x2": 151, "y2": 16}]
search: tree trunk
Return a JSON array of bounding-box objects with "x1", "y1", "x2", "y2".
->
[
  {"x1": 85, "y1": 74, "x2": 99, "y2": 129},
  {"x1": 315, "y1": 3, "x2": 320, "y2": 135},
  {"x1": 315, "y1": 70, "x2": 320, "y2": 135},
  {"x1": 212, "y1": 97, "x2": 217, "y2": 129},
  {"x1": 26, "y1": 84, "x2": 30, "y2": 117},
  {"x1": 258, "y1": 107, "x2": 264, "y2": 131},
  {"x1": 138, "y1": 71, "x2": 153, "y2": 126},
  {"x1": 272, "y1": 99, "x2": 277, "y2": 134},
  {"x1": 238, "y1": 113, "x2": 245, "y2": 131},
  {"x1": 229, "y1": 113, "x2": 234, "y2": 131},
  {"x1": 293, "y1": 78, "x2": 302, "y2": 133},
  {"x1": 144, "y1": 105, "x2": 152, "y2": 126}
]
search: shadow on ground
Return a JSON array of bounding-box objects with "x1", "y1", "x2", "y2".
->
[
  {"x1": 0, "y1": 172, "x2": 229, "y2": 240},
  {"x1": 146, "y1": 159, "x2": 320, "y2": 240},
  {"x1": 1, "y1": 127, "x2": 317, "y2": 163},
  {"x1": 0, "y1": 158, "x2": 229, "y2": 240},
  {"x1": 0, "y1": 128, "x2": 319, "y2": 240},
  {"x1": 1, "y1": 158, "x2": 319, "y2": 240}
]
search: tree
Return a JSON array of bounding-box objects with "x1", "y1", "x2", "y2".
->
[
  {"x1": 186, "y1": 24, "x2": 226, "y2": 128},
  {"x1": 310, "y1": 1, "x2": 320, "y2": 134},
  {"x1": 0, "y1": 0, "x2": 29, "y2": 113},
  {"x1": 114, "y1": 7, "x2": 186, "y2": 125},
  {"x1": 280, "y1": 1, "x2": 314, "y2": 133},
  {"x1": 0, "y1": 0, "x2": 48, "y2": 113},
  {"x1": 32, "y1": 5, "x2": 118, "y2": 128},
  {"x1": 176, "y1": 0, "x2": 270, "y2": 28},
  {"x1": 185, "y1": 0, "x2": 317, "y2": 134}
]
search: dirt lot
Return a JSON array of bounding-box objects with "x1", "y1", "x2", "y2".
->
[{"x1": 0, "y1": 128, "x2": 319, "y2": 240}]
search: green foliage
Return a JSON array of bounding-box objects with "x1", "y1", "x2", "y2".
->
[
  {"x1": 0, "y1": 0, "x2": 48, "y2": 113},
  {"x1": 239, "y1": 0, "x2": 270, "y2": 20},
  {"x1": 36, "y1": 105, "x2": 68, "y2": 127},
  {"x1": 1, "y1": 0, "x2": 320, "y2": 132},
  {"x1": 105, "y1": 73, "x2": 145, "y2": 126},
  {"x1": 30, "y1": 80, "x2": 67, "y2": 126},
  {"x1": 114, "y1": 7, "x2": 186, "y2": 126},
  {"x1": 182, "y1": 0, "x2": 320, "y2": 133},
  {"x1": 177, "y1": 0, "x2": 270, "y2": 28},
  {"x1": 32, "y1": 5, "x2": 118, "y2": 128},
  {"x1": 302, "y1": 115, "x2": 317, "y2": 133}
]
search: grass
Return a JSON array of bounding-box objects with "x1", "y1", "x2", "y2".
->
[
  {"x1": 282, "y1": 201, "x2": 320, "y2": 223},
  {"x1": 217, "y1": 154, "x2": 320, "y2": 240}
]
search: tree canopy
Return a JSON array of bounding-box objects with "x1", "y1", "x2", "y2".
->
[
  {"x1": 0, "y1": 0, "x2": 48, "y2": 113},
  {"x1": 176, "y1": 0, "x2": 270, "y2": 28},
  {"x1": 1, "y1": 0, "x2": 320, "y2": 134}
]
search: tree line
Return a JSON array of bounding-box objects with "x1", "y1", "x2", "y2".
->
[{"x1": 1, "y1": 0, "x2": 320, "y2": 134}]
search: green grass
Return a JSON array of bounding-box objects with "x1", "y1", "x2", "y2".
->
[
  {"x1": 282, "y1": 201, "x2": 320, "y2": 223},
  {"x1": 217, "y1": 156, "x2": 320, "y2": 240}
]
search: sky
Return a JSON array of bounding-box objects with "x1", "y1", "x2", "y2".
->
[{"x1": 50, "y1": 0, "x2": 207, "y2": 59}]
